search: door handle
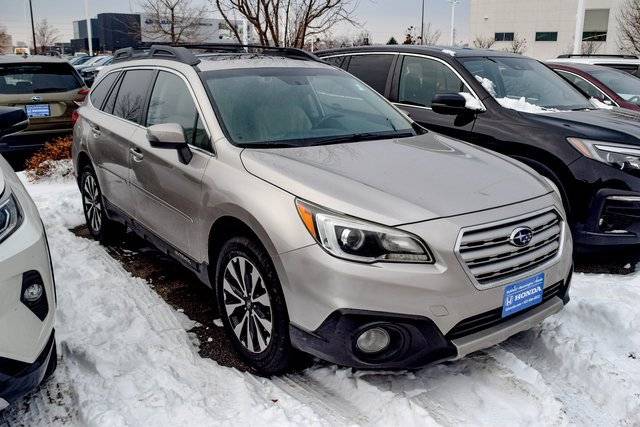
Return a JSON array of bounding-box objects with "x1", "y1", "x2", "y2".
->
[{"x1": 129, "y1": 147, "x2": 144, "y2": 162}]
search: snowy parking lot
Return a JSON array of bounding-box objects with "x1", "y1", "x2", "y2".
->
[{"x1": 2, "y1": 171, "x2": 640, "y2": 426}]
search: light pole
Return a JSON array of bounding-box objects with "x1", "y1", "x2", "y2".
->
[
  {"x1": 447, "y1": 0, "x2": 460, "y2": 46},
  {"x1": 573, "y1": 0, "x2": 585, "y2": 54},
  {"x1": 84, "y1": 0, "x2": 93, "y2": 55},
  {"x1": 420, "y1": 0, "x2": 425, "y2": 45},
  {"x1": 28, "y1": 0, "x2": 37, "y2": 54}
]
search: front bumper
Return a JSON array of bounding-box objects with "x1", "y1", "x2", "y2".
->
[
  {"x1": 0, "y1": 331, "x2": 55, "y2": 407},
  {"x1": 281, "y1": 194, "x2": 573, "y2": 368}
]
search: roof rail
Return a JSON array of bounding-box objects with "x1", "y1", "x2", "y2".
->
[
  {"x1": 166, "y1": 43, "x2": 322, "y2": 62},
  {"x1": 557, "y1": 54, "x2": 640, "y2": 59},
  {"x1": 112, "y1": 45, "x2": 201, "y2": 66}
]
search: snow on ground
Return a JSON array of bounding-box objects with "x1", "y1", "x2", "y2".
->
[{"x1": 3, "y1": 173, "x2": 640, "y2": 426}]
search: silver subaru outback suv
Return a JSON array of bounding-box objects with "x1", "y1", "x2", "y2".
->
[{"x1": 72, "y1": 45, "x2": 573, "y2": 375}]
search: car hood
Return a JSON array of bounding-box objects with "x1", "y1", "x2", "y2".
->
[
  {"x1": 521, "y1": 108, "x2": 640, "y2": 144},
  {"x1": 240, "y1": 133, "x2": 551, "y2": 225}
]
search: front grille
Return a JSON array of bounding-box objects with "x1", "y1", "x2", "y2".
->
[
  {"x1": 457, "y1": 209, "x2": 562, "y2": 285},
  {"x1": 446, "y1": 281, "x2": 564, "y2": 340}
]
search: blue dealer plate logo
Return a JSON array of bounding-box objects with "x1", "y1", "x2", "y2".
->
[{"x1": 502, "y1": 272, "x2": 544, "y2": 318}]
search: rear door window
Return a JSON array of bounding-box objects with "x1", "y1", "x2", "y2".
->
[
  {"x1": 345, "y1": 54, "x2": 395, "y2": 94},
  {"x1": 112, "y1": 69, "x2": 155, "y2": 124},
  {"x1": 0, "y1": 62, "x2": 82, "y2": 94},
  {"x1": 89, "y1": 72, "x2": 120, "y2": 109},
  {"x1": 398, "y1": 55, "x2": 469, "y2": 107}
]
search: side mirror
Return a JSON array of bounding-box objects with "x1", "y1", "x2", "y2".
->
[
  {"x1": 0, "y1": 107, "x2": 29, "y2": 139},
  {"x1": 147, "y1": 123, "x2": 192, "y2": 164},
  {"x1": 431, "y1": 93, "x2": 481, "y2": 116}
]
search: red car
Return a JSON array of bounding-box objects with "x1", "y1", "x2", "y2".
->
[{"x1": 548, "y1": 62, "x2": 640, "y2": 111}]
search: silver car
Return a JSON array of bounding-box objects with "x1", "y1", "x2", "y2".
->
[{"x1": 72, "y1": 46, "x2": 573, "y2": 375}]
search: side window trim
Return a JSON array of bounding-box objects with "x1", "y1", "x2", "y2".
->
[
  {"x1": 89, "y1": 70, "x2": 120, "y2": 111},
  {"x1": 103, "y1": 72, "x2": 124, "y2": 115},
  {"x1": 556, "y1": 70, "x2": 618, "y2": 106},
  {"x1": 393, "y1": 53, "x2": 484, "y2": 111},
  {"x1": 145, "y1": 69, "x2": 214, "y2": 154}
]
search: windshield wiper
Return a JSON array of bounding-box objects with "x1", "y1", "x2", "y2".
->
[{"x1": 309, "y1": 131, "x2": 415, "y2": 146}]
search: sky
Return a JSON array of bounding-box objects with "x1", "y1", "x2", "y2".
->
[{"x1": 0, "y1": 0, "x2": 470, "y2": 47}]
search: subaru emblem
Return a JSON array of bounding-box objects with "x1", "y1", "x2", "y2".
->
[
  {"x1": 32, "y1": 96, "x2": 42, "y2": 102},
  {"x1": 509, "y1": 227, "x2": 533, "y2": 247}
]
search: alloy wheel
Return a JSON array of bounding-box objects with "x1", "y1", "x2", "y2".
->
[
  {"x1": 222, "y1": 256, "x2": 273, "y2": 354},
  {"x1": 82, "y1": 174, "x2": 102, "y2": 234}
]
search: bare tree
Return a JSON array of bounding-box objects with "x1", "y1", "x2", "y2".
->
[
  {"x1": 421, "y1": 22, "x2": 441, "y2": 45},
  {"x1": 504, "y1": 34, "x2": 527, "y2": 54},
  {"x1": 473, "y1": 35, "x2": 495, "y2": 49},
  {"x1": 618, "y1": 0, "x2": 640, "y2": 54},
  {"x1": 35, "y1": 19, "x2": 60, "y2": 53},
  {"x1": 214, "y1": 0, "x2": 359, "y2": 48},
  {"x1": 0, "y1": 26, "x2": 11, "y2": 54},
  {"x1": 139, "y1": 0, "x2": 208, "y2": 44},
  {"x1": 582, "y1": 40, "x2": 603, "y2": 54}
]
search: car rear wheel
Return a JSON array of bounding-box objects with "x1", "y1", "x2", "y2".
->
[
  {"x1": 80, "y1": 166, "x2": 122, "y2": 243},
  {"x1": 215, "y1": 236, "x2": 294, "y2": 376}
]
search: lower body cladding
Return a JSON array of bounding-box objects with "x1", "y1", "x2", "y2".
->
[
  {"x1": 0, "y1": 194, "x2": 56, "y2": 406},
  {"x1": 281, "y1": 194, "x2": 573, "y2": 369}
]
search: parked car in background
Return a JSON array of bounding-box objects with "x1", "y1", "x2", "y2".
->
[
  {"x1": 549, "y1": 62, "x2": 640, "y2": 111},
  {"x1": 548, "y1": 54, "x2": 640, "y2": 77},
  {"x1": 0, "y1": 106, "x2": 57, "y2": 410},
  {"x1": 68, "y1": 55, "x2": 90, "y2": 66},
  {"x1": 74, "y1": 55, "x2": 111, "y2": 73},
  {"x1": 73, "y1": 45, "x2": 572, "y2": 375},
  {"x1": 80, "y1": 57, "x2": 113, "y2": 87},
  {"x1": 0, "y1": 55, "x2": 88, "y2": 152},
  {"x1": 317, "y1": 46, "x2": 640, "y2": 251}
]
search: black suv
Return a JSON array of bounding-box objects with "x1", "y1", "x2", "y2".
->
[{"x1": 317, "y1": 46, "x2": 640, "y2": 251}]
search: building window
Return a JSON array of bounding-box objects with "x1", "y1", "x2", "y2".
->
[
  {"x1": 583, "y1": 31, "x2": 607, "y2": 42},
  {"x1": 535, "y1": 32, "x2": 558, "y2": 42},
  {"x1": 583, "y1": 9, "x2": 609, "y2": 42},
  {"x1": 495, "y1": 32, "x2": 515, "y2": 42}
]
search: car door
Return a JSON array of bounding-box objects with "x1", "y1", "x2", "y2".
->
[
  {"x1": 129, "y1": 69, "x2": 212, "y2": 256},
  {"x1": 88, "y1": 69, "x2": 155, "y2": 216},
  {"x1": 390, "y1": 54, "x2": 479, "y2": 141}
]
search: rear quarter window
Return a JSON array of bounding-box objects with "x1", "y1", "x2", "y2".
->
[
  {"x1": 90, "y1": 72, "x2": 120, "y2": 110},
  {"x1": 0, "y1": 62, "x2": 82, "y2": 94}
]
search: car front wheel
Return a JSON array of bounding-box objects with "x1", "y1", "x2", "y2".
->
[
  {"x1": 79, "y1": 166, "x2": 121, "y2": 242},
  {"x1": 215, "y1": 236, "x2": 294, "y2": 376}
]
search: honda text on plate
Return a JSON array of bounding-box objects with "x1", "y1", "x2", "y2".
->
[{"x1": 72, "y1": 45, "x2": 572, "y2": 375}]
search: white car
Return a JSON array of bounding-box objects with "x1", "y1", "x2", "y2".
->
[{"x1": 0, "y1": 107, "x2": 56, "y2": 410}]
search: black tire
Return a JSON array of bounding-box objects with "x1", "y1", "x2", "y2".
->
[
  {"x1": 214, "y1": 236, "x2": 294, "y2": 376},
  {"x1": 42, "y1": 339, "x2": 57, "y2": 381},
  {"x1": 79, "y1": 165, "x2": 122, "y2": 243}
]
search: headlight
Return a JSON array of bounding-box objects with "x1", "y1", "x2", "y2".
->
[
  {"x1": 0, "y1": 188, "x2": 23, "y2": 243},
  {"x1": 295, "y1": 199, "x2": 434, "y2": 264},
  {"x1": 567, "y1": 138, "x2": 640, "y2": 175}
]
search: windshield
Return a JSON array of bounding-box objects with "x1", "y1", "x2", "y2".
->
[
  {"x1": 202, "y1": 67, "x2": 415, "y2": 147},
  {"x1": 590, "y1": 67, "x2": 640, "y2": 105},
  {"x1": 459, "y1": 56, "x2": 593, "y2": 112},
  {"x1": 0, "y1": 63, "x2": 82, "y2": 94}
]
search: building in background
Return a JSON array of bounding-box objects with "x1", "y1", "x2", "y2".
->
[
  {"x1": 470, "y1": 0, "x2": 623, "y2": 60},
  {"x1": 72, "y1": 13, "x2": 141, "y2": 52},
  {"x1": 140, "y1": 15, "x2": 250, "y2": 44}
]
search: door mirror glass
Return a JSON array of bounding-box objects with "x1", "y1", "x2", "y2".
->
[
  {"x1": 147, "y1": 123, "x2": 192, "y2": 163},
  {"x1": 431, "y1": 93, "x2": 472, "y2": 115},
  {"x1": 0, "y1": 106, "x2": 28, "y2": 139}
]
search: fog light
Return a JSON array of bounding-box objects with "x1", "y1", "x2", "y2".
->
[
  {"x1": 356, "y1": 327, "x2": 391, "y2": 353},
  {"x1": 23, "y1": 283, "x2": 44, "y2": 302}
]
